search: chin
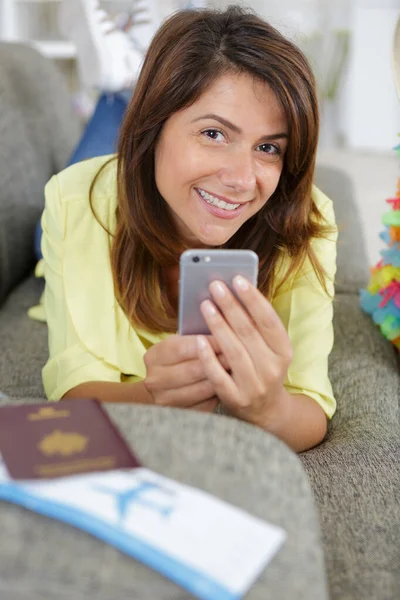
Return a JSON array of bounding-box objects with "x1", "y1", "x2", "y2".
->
[
  {"x1": 195, "y1": 230, "x2": 235, "y2": 247},
  {"x1": 194, "y1": 223, "x2": 240, "y2": 247}
]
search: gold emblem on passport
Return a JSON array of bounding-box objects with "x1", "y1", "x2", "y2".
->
[{"x1": 38, "y1": 430, "x2": 89, "y2": 457}]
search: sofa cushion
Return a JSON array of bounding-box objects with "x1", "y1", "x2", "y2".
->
[
  {"x1": 328, "y1": 293, "x2": 399, "y2": 428},
  {"x1": 301, "y1": 416, "x2": 400, "y2": 600},
  {"x1": 0, "y1": 277, "x2": 47, "y2": 399},
  {"x1": 0, "y1": 43, "x2": 80, "y2": 304}
]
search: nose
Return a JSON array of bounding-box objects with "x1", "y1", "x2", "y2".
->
[{"x1": 218, "y1": 146, "x2": 256, "y2": 194}]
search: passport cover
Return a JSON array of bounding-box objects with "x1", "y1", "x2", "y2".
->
[{"x1": 0, "y1": 399, "x2": 141, "y2": 479}]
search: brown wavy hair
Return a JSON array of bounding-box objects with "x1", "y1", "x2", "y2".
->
[{"x1": 90, "y1": 5, "x2": 336, "y2": 334}]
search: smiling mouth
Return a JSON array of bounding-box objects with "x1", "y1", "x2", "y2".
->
[{"x1": 196, "y1": 188, "x2": 242, "y2": 211}]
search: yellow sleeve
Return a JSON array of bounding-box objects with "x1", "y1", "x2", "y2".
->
[
  {"x1": 271, "y1": 195, "x2": 338, "y2": 418},
  {"x1": 41, "y1": 175, "x2": 122, "y2": 401}
]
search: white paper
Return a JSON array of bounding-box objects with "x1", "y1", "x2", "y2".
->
[{"x1": 0, "y1": 464, "x2": 286, "y2": 600}]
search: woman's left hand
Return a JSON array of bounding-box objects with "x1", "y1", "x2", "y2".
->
[{"x1": 197, "y1": 276, "x2": 293, "y2": 427}]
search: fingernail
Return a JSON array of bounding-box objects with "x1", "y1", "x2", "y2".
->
[
  {"x1": 210, "y1": 281, "x2": 226, "y2": 298},
  {"x1": 197, "y1": 336, "x2": 207, "y2": 351},
  {"x1": 234, "y1": 275, "x2": 249, "y2": 291},
  {"x1": 201, "y1": 300, "x2": 217, "y2": 316}
]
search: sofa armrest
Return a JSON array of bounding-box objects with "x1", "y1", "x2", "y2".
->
[
  {"x1": 0, "y1": 43, "x2": 80, "y2": 304},
  {"x1": 300, "y1": 293, "x2": 400, "y2": 599},
  {"x1": 328, "y1": 293, "x2": 399, "y2": 429},
  {"x1": 300, "y1": 414, "x2": 399, "y2": 600}
]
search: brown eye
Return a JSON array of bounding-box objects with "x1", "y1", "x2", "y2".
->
[
  {"x1": 258, "y1": 143, "x2": 280, "y2": 155},
  {"x1": 202, "y1": 129, "x2": 224, "y2": 141}
]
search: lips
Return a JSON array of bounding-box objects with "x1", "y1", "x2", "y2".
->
[
  {"x1": 196, "y1": 187, "x2": 245, "y2": 207},
  {"x1": 195, "y1": 188, "x2": 248, "y2": 220}
]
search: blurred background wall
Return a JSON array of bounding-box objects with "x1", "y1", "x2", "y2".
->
[
  {"x1": 1, "y1": 0, "x2": 399, "y2": 152},
  {"x1": 1, "y1": 0, "x2": 399, "y2": 264}
]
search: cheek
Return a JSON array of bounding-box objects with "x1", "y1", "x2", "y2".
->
[
  {"x1": 155, "y1": 148, "x2": 178, "y2": 204},
  {"x1": 258, "y1": 163, "x2": 283, "y2": 204},
  {"x1": 272, "y1": 164, "x2": 284, "y2": 192},
  {"x1": 156, "y1": 142, "x2": 206, "y2": 198}
]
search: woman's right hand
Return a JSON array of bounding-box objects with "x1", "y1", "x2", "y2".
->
[{"x1": 143, "y1": 335, "x2": 225, "y2": 412}]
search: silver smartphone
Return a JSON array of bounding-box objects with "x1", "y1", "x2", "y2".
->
[{"x1": 178, "y1": 249, "x2": 259, "y2": 335}]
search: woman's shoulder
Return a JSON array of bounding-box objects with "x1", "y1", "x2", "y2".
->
[
  {"x1": 54, "y1": 154, "x2": 118, "y2": 206},
  {"x1": 45, "y1": 154, "x2": 119, "y2": 234},
  {"x1": 272, "y1": 185, "x2": 337, "y2": 296},
  {"x1": 311, "y1": 184, "x2": 335, "y2": 223}
]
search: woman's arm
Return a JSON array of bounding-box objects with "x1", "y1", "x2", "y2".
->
[
  {"x1": 62, "y1": 380, "x2": 153, "y2": 403},
  {"x1": 62, "y1": 379, "x2": 219, "y2": 412},
  {"x1": 258, "y1": 388, "x2": 328, "y2": 452}
]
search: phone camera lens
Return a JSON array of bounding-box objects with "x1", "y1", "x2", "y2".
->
[{"x1": 192, "y1": 256, "x2": 200, "y2": 263}]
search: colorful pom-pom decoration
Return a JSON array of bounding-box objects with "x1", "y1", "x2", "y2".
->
[{"x1": 360, "y1": 139, "x2": 400, "y2": 352}]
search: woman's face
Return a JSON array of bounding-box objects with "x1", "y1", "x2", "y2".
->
[{"x1": 155, "y1": 72, "x2": 288, "y2": 247}]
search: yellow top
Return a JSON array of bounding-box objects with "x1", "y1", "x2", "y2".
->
[{"x1": 38, "y1": 155, "x2": 338, "y2": 417}]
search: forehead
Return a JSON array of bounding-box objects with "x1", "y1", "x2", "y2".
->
[{"x1": 179, "y1": 72, "x2": 287, "y2": 131}]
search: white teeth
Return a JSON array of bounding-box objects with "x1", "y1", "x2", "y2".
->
[{"x1": 197, "y1": 189, "x2": 240, "y2": 211}]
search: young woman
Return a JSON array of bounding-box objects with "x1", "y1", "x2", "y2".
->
[{"x1": 41, "y1": 6, "x2": 338, "y2": 452}]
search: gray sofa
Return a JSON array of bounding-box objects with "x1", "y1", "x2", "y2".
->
[{"x1": 0, "y1": 43, "x2": 399, "y2": 600}]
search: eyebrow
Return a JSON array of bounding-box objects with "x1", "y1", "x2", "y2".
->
[{"x1": 191, "y1": 113, "x2": 288, "y2": 141}]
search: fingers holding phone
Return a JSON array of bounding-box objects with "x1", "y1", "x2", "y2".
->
[
  {"x1": 143, "y1": 249, "x2": 256, "y2": 411},
  {"x1": 143, "y1": 334, "x2": 225, "y2": 410}
]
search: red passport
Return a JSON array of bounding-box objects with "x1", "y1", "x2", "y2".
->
[{"x1": 0, "y1": 399, "x2": 141, "y2": 480}]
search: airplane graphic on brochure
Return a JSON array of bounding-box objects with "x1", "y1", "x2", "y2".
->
[{"x1": 93, "y1": 477, "x2": 177, "y2": 524}]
